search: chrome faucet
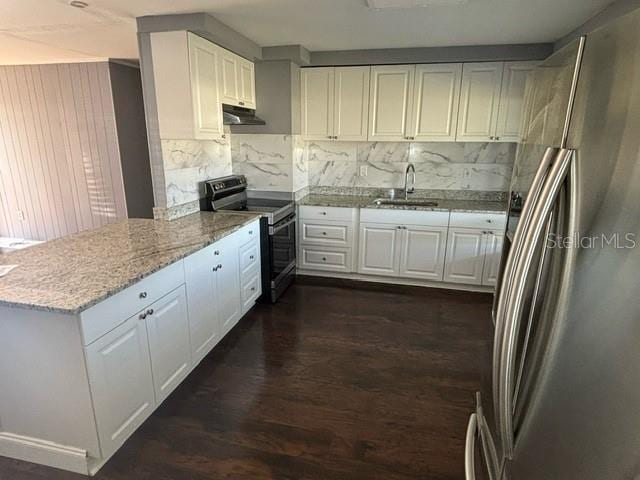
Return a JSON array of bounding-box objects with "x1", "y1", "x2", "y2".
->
[{"x1": 404, "y1": 163, "x2": 416, "y2": 199}]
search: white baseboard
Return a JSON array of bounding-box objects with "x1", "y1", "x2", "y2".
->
[
  {"x1": 296, "y1": 268, "x2": 495, "y2": 293},
  {"x1": 0, "y1": 432, "x2": 92, "y2": 475}
]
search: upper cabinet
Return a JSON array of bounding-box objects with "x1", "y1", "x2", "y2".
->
[
  {"x1": 368, "y1": 64, "x2": 463, "y2": 142},
  {"x1": 409, "y1": 63, "x2": 462, "y2": 142},
  {"x1": 149, "y1": 31, "x2": 256, "y2": 141},
  {"x1": 219, "y1": 50, "x2": 256, "y2": 109},
  {"x1": 301, "y1": 66, "x2": 370, "y2": 141},
  {"x1": 496, "y1": 61, "x2": 537, "y2": 142},
  {"x1": 368, "y1": 65, "x2": 414, "y2": 141},
  {"x1": 457, "y1": 61, "x2": 537, "y2": 142}
]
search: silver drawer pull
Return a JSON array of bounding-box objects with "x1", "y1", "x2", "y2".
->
[
  {"x1": 214, "y1": 250, "x2": 220, "y2": 256},
  {"x1": 249, "y1": 230, "x2": 253, "y2": 235},
  {"x1": 251, "y1": 287, "x2": 256, "y2": 292},
  {"x1": 249, "y1": 255, "x2": 255, "y2": 260},
  {"x1": 146, "y1": 308, "x2": 154, "y2": 316},
  {"x1": 139, "y1": 292, "x2": 147, "y2": 299},
  {"x1": 139, "y1": 312, "x2": 147, "y2": 320},
  {"x1": 320, "y1": 212, "x2": 327, "y2": 215},
  {"x1": 217, "y1": 264, "x2": 222, "y2": 270},
  {"x1": 486, "y1": 219, "x2": 492, "y2": 223},
  {"x1": 322, "y1": 232, "x2": 327, "y2": 235},
  {"x1": 322, "y1": 257, "x2": 327, "y2": 261}
]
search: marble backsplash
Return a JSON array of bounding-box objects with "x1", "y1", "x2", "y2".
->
[
  {"x1": 162, "y1": 137, "x2": 233, "y2": 208},
  {"x1": 230, "y1": 134, "x2": 308, "y2": 193},
  {"x1": 307, "y1": 141, "x2": 516, "y2": 191}
]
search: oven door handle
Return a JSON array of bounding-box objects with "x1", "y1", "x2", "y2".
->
[{"x1": 269, "y1": 215, "x2": 296, "y2": 235}]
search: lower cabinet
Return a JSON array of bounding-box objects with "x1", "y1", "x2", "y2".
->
[
  {"x1": 217, "y1": 234, "x2": 242, "y2": 336},
  {"x1": 482, "y1": 231, "x2": 504, "y2": 286},
  {"x1": 399, "y1": 225, "x2": 448, "y2": 281},
  {"x1": 145, "y1": 285, "x2": 191, "y2": 403},
  {"x1": 85, "y1": 313, "x2": 156, "y2": 460},
  {"x1": 358, "y1": 223, "x2": 402, "y2": 277},
  {"x1": 443, "y1": 227, "x2": 504, "y2": 286}
]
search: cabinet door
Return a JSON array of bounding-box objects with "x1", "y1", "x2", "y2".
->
[
  {"x1": 145, "y1": 285, "x2": 191, "y2": 403},
  {"x1": 187, "y1": 33, "x2": 223, "y2": 139},
  {"x1": 219, "y1": 48, "x2": 240, "y2": 106},
  {"x1": 482, "y1": 231, "x2": 504, "y2": 287},
  {"x1": 399, "y1": 225, "x2": 448, "y2": 281},
  {"x1": 495, "y1": 61, "x2": 538, "y2": 142},
  {"x1": 301, "y1": 67, "x2": 335, "y2": 140},
  {"x1": 238, "y1": 58, "x2": 256, "y2": 109},
  {"x1": 456, "y1": 62, "x2": 504, "y2": 142},
  {"x1": 184, "y1": 245, "x2": 220, "y2": 365},
  {"x1": 85, "y1": 314, "x2": 155, "y2": 459},
  {"x1": 443, "y1": 228, "x2": 487, "y2": 285},
  {"x1": 358, "y1": 223, "x2": 401, "y2": 277},
  {"x1": 217, "y1": 236, "x2": 242, "y2": 336},
  {"x1": 333, "y1": 66, "x2": 370, "y2": 141},
  {"x1": 368, "y1": 65, "x2": 414, "y2": 141},
  {"x1": 409, "y1": 63, "x2": 462, "y2": 142}
]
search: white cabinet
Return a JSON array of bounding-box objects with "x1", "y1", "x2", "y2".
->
[
  {"x1": 218, "y1": 49, "x2": 256, "y2": 109},
  {"x1": 238, "y1": 58, "x2": 256, "y2": 109},
  {"x1": 368, "y1": 65, "x2": 414, "y2": 141},
  {"x1": 399, "y1": 225, "x2": 448, "y2": 281},
  {"x1": 408, "y1": 63, "x2": 462, "y2": 142},
  {"x1": 496, "y1": 61, "x2": 538, "y2": 142},
  {"x1": 151, "y1": 31, "x2": 224, "y2": 140},
  {"x1": 184, "y1": 244, "x2": 221, "y2": 365},
  {"x1": 301, "y1": 66, "x2": 370, "y2": 141},
  {"x1": 358, "y1": 223, "x2": 402, "y2": 276},
  {"x1": 443, "y1": 227, "x2": 487, "y2": 285},
  {"x1": 456, "y1": 62, "x2": 504, "y2": 142},
  {"x1": 482, "y1": 231, "x2": 504, "y2": 286},
  {"x1": 217, "y1": 234, "x2": 242, "y2": 336},
  {"x1": 145, "y1": 286, "x2": 191, "y2": 403},
  {"x1": 85, "y1": 313, "x2": 156, "y2": 459}
]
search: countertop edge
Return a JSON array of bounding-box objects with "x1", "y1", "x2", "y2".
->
[{"x1": 0, "y1": 213, "x2": 262, "y2": 316}]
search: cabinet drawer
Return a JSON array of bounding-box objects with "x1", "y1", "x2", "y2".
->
[
  {"x1": 237, "y1": 220, "x2": 260, "y2": 246},
  {"x1": 301, "y1": 221, "x2": 351, "y2": 246},
  {"x1": 300, "y1": 246, "x2": 352, "y2": 273},
  {"x1": 449, "y1": 212, "x2": 506, "y2": 229},
  {"x1": 241, "y1": 273, "x2": 261, "y2": 313},
  {"x1": 80, "y1": 260, "x2": 185, "y2": 345},
  {"x1": 239, "y1": 240, "x2": 260, "y2": 274},
  {"x1": 299, "y1": 205, "x2": 355, "y2": 222},
  {"x1": 360, "y1": 208, "x2": 450, "y2": 227}
]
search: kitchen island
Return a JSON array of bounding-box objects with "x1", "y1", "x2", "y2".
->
[{"x1": 0, "y1": 211, "x2": 262, "y2": 475}]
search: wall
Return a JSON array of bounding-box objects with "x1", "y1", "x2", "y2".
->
[
  {"x1": 555, "y1": 0, "x2": 640, "y2": 49},
  {"x1": 0, "y1": 62, "x2": 128, "y2": 241},
  {"x1": 109, "y1": 62, "x2": 154, "y2": 218}
]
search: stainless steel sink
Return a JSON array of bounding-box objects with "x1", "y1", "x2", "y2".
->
[{"x1": 371, "y1": 198, "x2": 439, "y2": 207}]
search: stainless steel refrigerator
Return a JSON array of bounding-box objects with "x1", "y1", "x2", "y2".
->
[{"x1": 466, "y1": 8, "x2": 640, "y2": 480}]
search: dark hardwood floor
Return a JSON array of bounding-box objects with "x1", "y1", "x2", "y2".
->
[{"x1": 0, "y1": 279, "x2": 493, "y2": 480}]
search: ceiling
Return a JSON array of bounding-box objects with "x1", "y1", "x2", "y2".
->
[{"x1": 0, "y1": 0, "x2": 616, "y2": 65}]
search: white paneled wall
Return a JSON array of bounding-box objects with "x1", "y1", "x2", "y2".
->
[{"x1": 0, "y1": 63, "x2": 127, "y2": 241}]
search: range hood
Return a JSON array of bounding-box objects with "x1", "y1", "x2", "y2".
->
[{"x1": 222, "y1": 104, "x2": 265, "y2": 125}]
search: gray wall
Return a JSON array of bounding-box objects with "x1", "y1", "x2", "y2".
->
[
  {"x1": 108, "y1": 62, "x2": 154, "y2": 219},
  {"x1": 555, "y1": 0, "x2": 640, "y2": 49},
  {"x1": 309, "y1": 43, "x2": 554, "y2": 66}
]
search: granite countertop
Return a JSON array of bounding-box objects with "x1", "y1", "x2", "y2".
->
[
  {"x1": 0, "y1": 211, "x2": 261, "y2": 315},
  {"x1": 298, "y1": 194, "x2": 507, "y2": 214}
]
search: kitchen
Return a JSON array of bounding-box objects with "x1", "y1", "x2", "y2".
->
[{"x1": 0, "y1": 0, "x2": 639, "y2": 479}]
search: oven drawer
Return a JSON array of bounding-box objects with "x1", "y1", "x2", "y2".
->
[
  {"x1": 301, "y1": 221, "x2": 352, "y2": 247},
  {"x1": 299, "y1": 245, "x2": 352, "y2": 273},
  {"x1": 299, "y1": 205, "x2": 356, "y2": 222}
]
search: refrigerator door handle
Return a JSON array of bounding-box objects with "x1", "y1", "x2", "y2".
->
[
  {"x1": 493, "y1": 147, "x2": 559, "y2": 412},
  {"x1": 465, "y1": 413, "x2": 478, "y2": 480},
  {"x1": 498, "y1": 148, "x2": 575, "y2": 458}
]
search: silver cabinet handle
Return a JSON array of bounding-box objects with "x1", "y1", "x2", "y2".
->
[
  {"x1": 493, "y1": 146, "x2": 558, "y2": 408},
  {"x1": 214, "y1": 250, "x2": 220, "y2": 256},
  {"x1": 249, "y1": 230, "x2": 253, "y2": 235},
  {"x1": 327, "y1": 135, "x2": 332, "y2": 139},
  {"x1": 497, "y1": 148, "x2": 574, "y2": 458},
  {"x1": 465, "y1": 413, "x2": 478, "y2": 480},
  {"x1": 146, "y1": 308, "x2": 154, "y2": 316},
  {"x1": 249, "y1": 255, "x2": 255, "y2": 260},
  {"x1": 217, "y1": 264, "x2": 222, "y2": 270},
  {"x1": 139, "y1": 312, "x2": 147, "y2": 320},
  {"x1": 239, "y1": 101, "x2": 245, "y2": 106},
  {"x1": 251, "y1": 287, "x2": 256, "y2": 292},
  {"x1": 139, "y1": 292, "x2": 147, "y2": 299},
  {"x1": 320, "y1": 212, "x2": 327, "y2": 216}
]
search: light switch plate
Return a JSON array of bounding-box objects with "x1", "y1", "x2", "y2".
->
[{"x1": 359, "y1": 165, "x2": 368, "y2": 176}]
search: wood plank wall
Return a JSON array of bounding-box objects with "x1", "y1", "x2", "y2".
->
[{"x1": 0, "y1": 62, "x2": 127, "y2": 241}]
